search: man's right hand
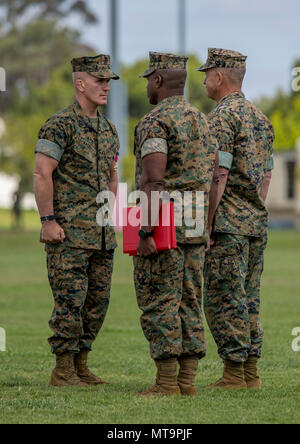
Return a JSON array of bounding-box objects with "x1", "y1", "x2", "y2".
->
[
  {"x1": 41, "y1": 221, "x2": 66, "y2": 244},
  {"x1": 137, "y1": 237, "x2": 158, "y2": 257}
]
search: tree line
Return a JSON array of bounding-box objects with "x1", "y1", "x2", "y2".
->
[{"x1": 0, "y1": 0, "x2": 299, "y2": 206}]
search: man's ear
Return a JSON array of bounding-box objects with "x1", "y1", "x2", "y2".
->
[
  {"x1": 76, "y1": 78, "x2": 85, "y2": 93},
  {"x1": 216, "y1": 70, "x2": 224, "y2": 87},
  {"x1": 155, "y1": 74, "x2": 164, "y2": 88}
]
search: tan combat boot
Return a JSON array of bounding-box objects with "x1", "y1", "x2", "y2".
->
[
  {"x1": 50, "y1": 352, "x2": 88, "y2": 387},
  {"x1": 244, "y1": 356, "x2": 262, "y2": 389},
  {"x1": 74, "y1": 349, "x2": 110, "y2": 385},
  {"x1": 138, "y1": 358, "x2": 181, "y2": 396},
  {"x1": 177, "y1": 357, "x2": 199, "y2": 396},
  {"x1": 208, "y1": 360, "x2": 247, "y2": 389}
]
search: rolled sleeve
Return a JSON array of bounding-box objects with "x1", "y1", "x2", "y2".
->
[
  {"x1": 141, "y1": 138, "x2": 168, "y2": 158},
  {"x1": 219, "y1": 150, "x2": 233, "y2": 169},
  {"x1": 36, "y1": 116, "x2": 71, "y2": 162},
  {"x1": 267, "y1": 153, "x2": 274, "y2": 171},
  {"x1": 35, "y1": 139, "x2": 64, "y2": 162}
]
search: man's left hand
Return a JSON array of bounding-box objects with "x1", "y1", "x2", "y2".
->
[
  {"x1": 137, "y1": 237, "x2": 158, "y2": 257},
  {"x1": 205, "y1": 237, "x2": 215, "y2": 253},
  {"x1": 205, "y1": 225, "x2": 215, "y2": 252}
]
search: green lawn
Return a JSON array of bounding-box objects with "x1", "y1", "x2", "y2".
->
[
  {"x1": 0, "y1": 221, "x2": 299, "y2": 424},
  {"x1": 0, "y1": 209, "x2": 41, "y2": 231}
]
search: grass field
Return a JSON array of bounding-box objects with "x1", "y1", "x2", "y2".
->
[{"x1": 0, "y1": 210, "x2": 299, "y2": 424}]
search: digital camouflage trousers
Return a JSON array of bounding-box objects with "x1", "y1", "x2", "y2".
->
[
  {"x1": 133, "y1": 244, "x2": 206, "y2": 361},
  {"x1": 204, "y1": 233, "x2": 267, "y2": 363},
  {"x1": 47, "y1": 247, "x2": 114, "y2": 355}
]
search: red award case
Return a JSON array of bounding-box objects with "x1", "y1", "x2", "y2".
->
[{"x1": 123, "y1": 203, "x2": 177, "y2": 256}]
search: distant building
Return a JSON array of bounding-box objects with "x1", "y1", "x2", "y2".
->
[
  {"x1": 0, "y1": 173, "x2": 37, "y2": 211},
  {"x1": 267, "y1": 139, "x2": 300, "y2": 228},
  {"x1": 0, "y1": 173, "x2": 18, "y2": 209},
  {"x1": 0, "y1": 117, "x2": 37, "y2": 212}
]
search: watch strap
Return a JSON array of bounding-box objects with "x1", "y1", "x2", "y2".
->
[
  {"x1": 40, "y1": 215, "x2": 56, "y2": 222},
  {"x1": 139, "y1": 229, "x2": 154, "y2": 240}
]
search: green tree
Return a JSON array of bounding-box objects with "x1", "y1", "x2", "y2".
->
[
  {"x1": 0, "y1": 0, "x2": 98, "y2": 225},
  {"x1": 256, "y1": 58, "x2": 300, "y2": 151},
  {"x1": 0, "y1": 0, "x2": 97, "y2": 31},
  {"x1": 270, "y1": 95, "x2": 300, "y2": 150},
  {"x1": 1, "y1": 61, "x2": 76, "y2": 192},
  {"x1": 0, "y1": 0, "x2": 98, "y2": 113},
  {"x1": 0, "y1": 20, "x2": 88, "y2": 112}
]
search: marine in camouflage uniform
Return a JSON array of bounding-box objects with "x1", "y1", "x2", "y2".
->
[
  {"x1": 198, "y1": 48, "x2": 275, "y2": 388},
  {"x1": 134, "y1": 52, "x2": 218, "y2": 396},
  {"x1": 34, "y1": 55, "x2": 119, "y2": 387}
]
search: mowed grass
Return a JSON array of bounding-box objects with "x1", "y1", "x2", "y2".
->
[
  {"x1": 0, "y1": 214, "x2": 299, "y2": 424},
  {"x1": 0, "y1": 209, "x2": 41, "y2": 231}
]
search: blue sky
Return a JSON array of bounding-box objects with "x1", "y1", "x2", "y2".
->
[{"x1": 75, "y1": 0, "x2": 300, "y2": 100}]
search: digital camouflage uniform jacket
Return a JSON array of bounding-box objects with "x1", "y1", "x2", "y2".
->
[
  {"x1": 208, "y1": 92, "x2": 275, "y2": 237},
  {"x1": 134, "y1": 95, "x2": 217, "y2": 244},
  {"x1": 35, "y1": 100, "x2": 119, "y2": 251}
]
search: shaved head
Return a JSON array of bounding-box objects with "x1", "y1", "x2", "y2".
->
[
  {"x1": 146, "y1": 69, "x2": 187, "y2": 105},
  {"x1": 72, "y1": 72, "x2": 93, "y2": 91},
  {"x1": 217, "y1": 67, "x2": 246, "y2": 88},
  {"x1": 154, "y1": 69, "x2": 187, "y2": 89}
]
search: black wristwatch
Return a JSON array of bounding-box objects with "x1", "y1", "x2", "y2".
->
[
  {"x1": 139, "y1": 229, "x2": 154, "y2": 240},
  {"x1": 40, "y1": 215, "x2": 57, "y2": 222}
]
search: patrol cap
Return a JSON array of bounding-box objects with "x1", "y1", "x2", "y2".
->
[
  {"x1": 140, "y1": 52, "x2": 188, "y2": 78},
  {"x1": 71, "y1": 54, "x2": 120, "y2": 80},
  {"x1": 197, "y1": 48, "x2": 247, "y2": 72}
]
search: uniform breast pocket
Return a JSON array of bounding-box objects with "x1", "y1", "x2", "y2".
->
[
  {"x1": 98, "y1": 131, "x2": 117, "y2": 161},
  {"x1": 72, "y1": 135, "x2": 96, "y2": 164},
  {"x1": 65, "y1": 140, "x2": 96, "y2": 182}
]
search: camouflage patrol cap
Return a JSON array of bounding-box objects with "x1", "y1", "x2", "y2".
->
[
  {"x1": 71, "y1": 54, "x2": 120, "y2": 80},
  {"x1": 197, "y1": 48, "x2": 247, "y2": 72},
  {"x1": 140, "y1": 52, "x2": 188, "y2": 78}
]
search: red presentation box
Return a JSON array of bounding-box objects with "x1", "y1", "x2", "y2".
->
[{"x1": 123, "y1": 203, "x2": 177, "y2": 256}]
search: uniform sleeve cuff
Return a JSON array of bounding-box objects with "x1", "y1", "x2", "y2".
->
[
  {"x1": 218, "y1": 150, "x2": 233, "y2": 169},
  {"x1": 141, "y1": 138, "x2": 168, "y2": 159},
  {"x1": 267, "y1": 154, "x2": 274, "y2": 171},
  {"x1": 34, "y1": 139, "x2": 63, "y2": 162}
]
